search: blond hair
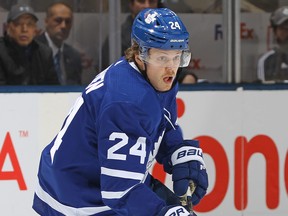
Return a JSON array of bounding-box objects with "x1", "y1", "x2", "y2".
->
[{"x1": 124, "y1": 41, "x2": 140, "y2": 62}]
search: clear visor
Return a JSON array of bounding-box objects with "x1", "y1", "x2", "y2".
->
[{"x1": 139, "y1": 49, "x2": 191, "y2": 68}]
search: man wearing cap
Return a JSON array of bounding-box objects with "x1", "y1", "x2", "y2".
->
[
  {"x1": 257, "y1": 6, "x2": 288, "y2": 83},
  {"x1": 0, "y1": 3, "x2": 59, "y2": 85}
]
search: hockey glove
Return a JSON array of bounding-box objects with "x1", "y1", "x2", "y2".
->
[
  {"x1": 170, "y1": 140, "x2": 208, "y2": 205},
  {"x1": 157, "y1": 205, "x2": 192, "y2": 216}
]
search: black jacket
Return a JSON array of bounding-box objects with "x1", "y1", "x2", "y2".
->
[
  {"x1": 36, "y1": 33, "x2": 82, "y2": 85},
  {"x1": 0, "y1": 35, "x2": 59, "y2": 85},
  {"x1": 258, "y1": 47, "x2": 288, "y2": 82},
  {"x1": 101, "y1": 15, "x2": 134, "y2": 71}
]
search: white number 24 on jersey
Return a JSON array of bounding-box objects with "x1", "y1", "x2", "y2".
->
[{"x1": 108, "y1": 132, "x2": 147, "y2": 164}]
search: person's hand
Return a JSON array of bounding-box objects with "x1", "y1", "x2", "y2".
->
[
  {"x1": 171, "y1": 141, "x2": 208, "y2": 205},
  {"x1": 157, "y1": 205, "x2": 192, "y2": 216},
  {"x1": 172, "y1": 159, "x2": 208, "y2": 205}
]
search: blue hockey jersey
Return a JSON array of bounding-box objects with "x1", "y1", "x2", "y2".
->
[{"x1": 33, "y1": 57, "x2": 184, "y2": 215}]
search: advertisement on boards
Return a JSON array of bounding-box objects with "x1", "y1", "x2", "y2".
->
[{"x1": 0, "y1": 90, "x2": 287, "y2": 216}]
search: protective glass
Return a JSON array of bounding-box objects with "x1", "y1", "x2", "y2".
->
[{"x1": 140, "y1": 49, "x2": 191, "y2": 68}]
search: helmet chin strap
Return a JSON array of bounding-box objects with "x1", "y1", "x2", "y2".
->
[
  {"x1": 175, "y1": 67, "x2": 182, "y2": 81},
  {"x1": 135, "y1": 60, "x2": 150, "y2": 83}
]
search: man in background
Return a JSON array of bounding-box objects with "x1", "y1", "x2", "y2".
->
[
  {"x1": 178, "y1": 70, "x2": 199, "y2": 84},
  {"x1": 36, "y1": 2, "x2": 82, "y2": 85},
  {"x1": 257, "y1": 6, "x2": 288, "y2": 83},
  {"x1": 101, "y1": 0, "x2": 164, "y2": 70},
  {"x1": 0, "y1": 3, "x2": 58, "y2": 85}
]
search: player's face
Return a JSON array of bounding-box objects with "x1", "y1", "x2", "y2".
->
[
  {"x1": 6, "y1": 14, "x2": 37, "y2": 47},
  {"x1": 45, "y1": 4, "x2": 73, "y2": 47},
  {"x1": 145, "y1": 48, "x2": 182, "y2": 92}
]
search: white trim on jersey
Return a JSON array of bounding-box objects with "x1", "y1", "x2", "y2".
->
[
  {"x1": 101, "y1": 167, "x2": 145, "y2": 180},
  {"x1": 101, "y1": 186, "x2": 132, "y2": 199},
  {"x1": 164, "y1": 113, "x2": 176, "y2": 130},
  {"x1": 100, "y1": 167, "x2": 147, "y2": 200},
  {"x1": 101, "y1": 190, "x2": 126, "y2": 199},
  {"x1": 35, "y1": 180, "x2": 111, "y2": 215},
  {"x1": 257, "y1": 49, "x2": 275, "y2": 82},
  {"x1": 129, "y1": 61, "x2": 141, "y2": 73}
]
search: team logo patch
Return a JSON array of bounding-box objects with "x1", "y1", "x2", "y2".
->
[{"x1": 145, "y1": 13, "x2": 157, "y2": 24}]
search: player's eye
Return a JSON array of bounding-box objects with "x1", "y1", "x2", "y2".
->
[
  {"x1": 156, "y1": 56, "x2": 169, "y2": 63},
  {"x1": 174, "y1": 55, "x2": 181, "y2": 61}
]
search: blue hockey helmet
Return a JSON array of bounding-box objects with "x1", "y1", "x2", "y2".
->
[{"x1": 131, "y1": 8, "x2": 191, "y2": 67}]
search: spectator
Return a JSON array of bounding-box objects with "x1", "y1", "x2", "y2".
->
[
  {"x1": 0, "y1": 3, "x2": 59, "y2": 85},
  {"x1": 178, "y1": 69, "x2": 198, "y2": 84},
  {"x1": 101, "y1": 0, "x2": 164, "y2": 70},
  {"x1": 36, "y1": 2, "x2": 82, "y2": 85},
  {"x1": 257, "y1": 6, "x2": 288, "y2": 83}
]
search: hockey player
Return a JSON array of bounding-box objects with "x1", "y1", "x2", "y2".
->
[{"x1": 33, "y1": 8, "x2": 208, "y2": 216}]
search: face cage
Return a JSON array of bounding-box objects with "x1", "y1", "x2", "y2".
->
[{"x1": 139, "y1": 46, "x2": 191, "y2": 68}]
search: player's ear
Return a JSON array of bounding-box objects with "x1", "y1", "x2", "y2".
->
[
  {"x1": 135, "y1": 54, "x2": 141, "y2": 63},
  {"x1": 135, "y1": 54, "x2": 145, "y2": 70}
]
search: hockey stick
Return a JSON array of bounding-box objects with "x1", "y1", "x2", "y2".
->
[
  {"x1": 179, "y1": 180, "x2": 197, "y2": 216},
  {"x1": 151, "y1": 176, "x2": 197, "y2": 215}
]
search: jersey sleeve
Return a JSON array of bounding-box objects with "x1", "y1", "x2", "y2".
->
[
  {"x1": 97, "y1": 101, "x2": 166, "y2": 215},
  {"x1": 156, "y1": 91, "x2": 185, "y2": 165}
]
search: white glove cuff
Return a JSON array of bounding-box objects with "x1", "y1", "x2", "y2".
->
[{"x1": 171, "y1": 146, "x2": 206, "y2": 168}]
